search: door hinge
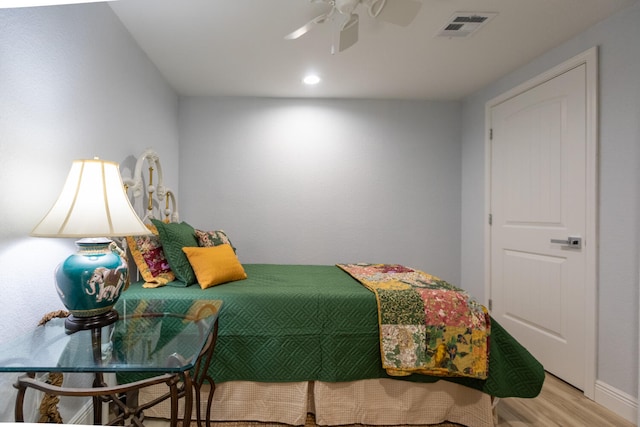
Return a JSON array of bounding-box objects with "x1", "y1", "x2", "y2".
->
[
  {"x1": 488, "y1": 299, "x2": 492, "y2": 311},
  {"x1": 488, "y1": 213, "x2": 493, "y2": 225},
  {"x1": 489, "y1": 128, "x2": 493, "y2": 140}
]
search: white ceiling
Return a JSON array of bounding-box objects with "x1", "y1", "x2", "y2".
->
[
  {"x1": 0, "y1": 0, "x2": 113, "y2": 7},
  {"x1": 108, "y1": 0, "x2": 636, "y2": 100}
]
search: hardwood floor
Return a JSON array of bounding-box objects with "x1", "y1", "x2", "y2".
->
[{"x1": 496, "y1": 373, "x2": 634, "y2": 426}]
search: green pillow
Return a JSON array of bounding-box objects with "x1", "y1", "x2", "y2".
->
[{"x1": 151, "y1": 219, "x2": 199, "y2": 286}]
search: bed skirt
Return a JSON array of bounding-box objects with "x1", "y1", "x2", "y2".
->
[{"x1": 137, "y1": 379, "x2": 494, "y2": 427}]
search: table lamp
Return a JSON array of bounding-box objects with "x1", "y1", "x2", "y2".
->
[{"x1": 31, "y1": 158, "x2": 151, "y2": 332}]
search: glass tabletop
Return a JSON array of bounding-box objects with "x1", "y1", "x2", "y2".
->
[{"x1": 0, "y1": 299, "x2": 222, "y2": 373}]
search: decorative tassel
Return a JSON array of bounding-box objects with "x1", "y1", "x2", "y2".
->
[{"x1": 38, "y1": 373, "x2": 64, "y2": 423}]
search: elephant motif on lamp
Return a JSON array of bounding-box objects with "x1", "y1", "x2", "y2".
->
[
  {"x1": 86, "y1": 265, "x2": 128, "y2": 303},
  {"x1": 55, "y1": 238, "x2": 130, "y2": 319}
]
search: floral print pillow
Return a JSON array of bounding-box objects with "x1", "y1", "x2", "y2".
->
[
  {"x1": 195, "y1": 229, "x2": 236, "y2": 253},
  {"x1": 126, "y1": 224, "x2": 175, "y2": 288}
]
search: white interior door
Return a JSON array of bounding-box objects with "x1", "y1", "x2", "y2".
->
[{"x1": 489, "y1": 62, "x2": 591, "y2": 391}]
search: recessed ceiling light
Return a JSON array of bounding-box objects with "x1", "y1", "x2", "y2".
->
[{"x1": 303, "y1": 74, "x2": 321, "y2": 85}]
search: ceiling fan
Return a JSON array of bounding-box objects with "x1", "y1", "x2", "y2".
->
[{"x1": 285, "y1": 0, "x2": 422, "y2": 53}]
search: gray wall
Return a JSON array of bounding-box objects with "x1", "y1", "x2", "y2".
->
[
  {"x1": 460, "y1": 1, "x2": 640, "y2": 398},
  {"x1": 178, "y1": 97, "x2": 463, "y2": 284},
  {"x1": 0, "y1": 3, "x2": 179, "y2": 421}
]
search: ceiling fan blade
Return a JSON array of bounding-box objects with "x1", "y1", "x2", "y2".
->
[
  {"x1": 337, "y1": 13, "x2": 359, "y2": 53},
  {"x1": 284, "y1": 12, "x2": 331, "y2": 40},
  {"x1": 371, "y1": 0, "x2": 421, "y2": 27}
]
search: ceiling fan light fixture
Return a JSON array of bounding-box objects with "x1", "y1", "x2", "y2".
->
[{"x1": 285, "y1": 0, "x2": 421, "y2": 53}]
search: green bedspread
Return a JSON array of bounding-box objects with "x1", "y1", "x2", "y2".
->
[{"x1": 119, "y1": 264, "x2": 544, "y2": 398}]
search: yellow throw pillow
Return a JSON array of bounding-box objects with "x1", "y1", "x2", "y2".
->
[{"x1": 182, "y1": 244, "x2": 247, "y2": 289}]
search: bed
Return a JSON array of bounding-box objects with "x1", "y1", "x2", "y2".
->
[{"x1": 117, "y1": 149, "x2": 545, "y2": 427}]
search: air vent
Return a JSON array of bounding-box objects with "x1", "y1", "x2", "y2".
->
[{"x1": 436, "y1": 12, "x2": 497, "y2": 38}]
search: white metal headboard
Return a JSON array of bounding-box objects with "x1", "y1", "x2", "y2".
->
[{"x1": 123, "y1": 149, "x2": 179, "y2": 223}]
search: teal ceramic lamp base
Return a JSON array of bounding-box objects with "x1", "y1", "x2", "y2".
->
[{"x1": 55, "y1": 238, "x2": 129, "y2": 333}]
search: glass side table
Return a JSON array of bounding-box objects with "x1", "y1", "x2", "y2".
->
[{"x1": 0, "y1": 298, "x2": 223, "y2": 427}]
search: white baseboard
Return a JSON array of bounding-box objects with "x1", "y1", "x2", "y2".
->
[
  {"x1": 67, "y1": 399, "x2": 93, "y2": 425},
  {"x1": 68, "y1": 373, "x2": 117, "y2": 424},
  {"x1": 594, "y1": 380, "x2": 638, "y2": 424}
]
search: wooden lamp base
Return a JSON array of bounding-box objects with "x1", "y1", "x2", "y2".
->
[{"x1": 64, "y1": 309, "x2": 119, "y2": 334}]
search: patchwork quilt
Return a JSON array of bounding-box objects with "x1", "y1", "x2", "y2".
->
[{"x1": 337, "y1": 263, "x2": 490, "y2": 380}]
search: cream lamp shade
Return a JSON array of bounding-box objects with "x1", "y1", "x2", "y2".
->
[
  {"x1": 31, "y1": 158, "x2": 150, "y2": 238},
  {"x1": 31, "y1": 157, "x2": 151, "y2": 332}
]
